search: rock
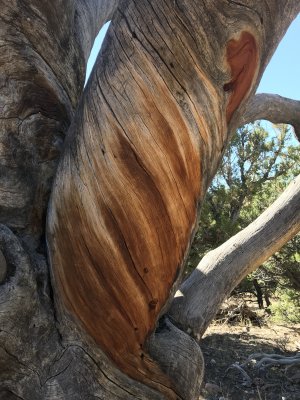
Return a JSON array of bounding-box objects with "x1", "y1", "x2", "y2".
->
[
  {"x1": 253, "y1": 377, "x2": 264, "y2": 386},
  {"x1": 204, "y1": 382, "x2": 222, "y2": 395}
]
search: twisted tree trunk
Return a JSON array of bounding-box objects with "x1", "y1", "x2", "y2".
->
[{"x1": 0, "y1": 1, "x2": 299, "y2": 399}]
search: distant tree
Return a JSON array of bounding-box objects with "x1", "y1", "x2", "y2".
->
[
  {"x1": 188, "y1": 123, "x2": 300, "y2": 309},
  {"x1": 251, "y1": 233, "x2": 300, "y2": 318}
]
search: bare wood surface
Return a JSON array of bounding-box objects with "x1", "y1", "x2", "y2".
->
[
  {"x1": 47, "y1": 0, "x2": 300, "y2": 397},
  {"x1": 0, "y1": 0, "x2": 117, "y2": 244},
  {"x1": 1, "y1": 1, "x2": 168, "y2": 399},
  {"x1": 47, "y1": 0, "x2": 266, "y2": 394},
  {"x1": 0, "y1": 223, "x2": 166, "y2": 399},
  {"x1": 0, "y1": 0, "x2": 300, "y2": 399}
]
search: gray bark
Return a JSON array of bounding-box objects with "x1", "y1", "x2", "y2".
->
[
  {"x1": 169, "y1": 174, "x2": 300, "y2": 338},
  {"x1": 0, "y1": 0, "x2": 117, "y2": 245},
  {"x1": 241, "y1": 93, "x2": 300, "y2": 140},
  {"x1": 0, "y1": 1, "x2": 300, "y2": 400}
]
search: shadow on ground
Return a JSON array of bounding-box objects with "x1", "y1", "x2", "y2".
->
[{"x1": 199, "y1": 326, "x2": 300, "y2": 400}]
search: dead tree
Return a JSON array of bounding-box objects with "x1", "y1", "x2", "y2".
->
[{"x1": 1, "y1": 1, "x2": 300, "y2": 399}]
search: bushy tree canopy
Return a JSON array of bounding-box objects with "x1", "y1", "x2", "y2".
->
[{"x1": 188, "y1": 123, "x2": 300, "y2": 316}]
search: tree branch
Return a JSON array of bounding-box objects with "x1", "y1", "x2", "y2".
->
[
  {"x1": 240, "y1": 94, "x2": 300, "y2": 141},
  {"x1": 169, "y1": 174, "x2": 300, "y2": 337}
]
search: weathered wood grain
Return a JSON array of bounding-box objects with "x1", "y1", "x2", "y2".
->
[
  {"x1": 0, "y1": 0, "x2": 300, "y2": 399},
  {"x1": 225, "y1": 32, "x2": 258, "y2": 122},
  {"x1": 0, "y1": 0, "x2": 116, "y2": 245},
  {"x1": 47, "y1": 0, "x2": 300, "y2": 397}
]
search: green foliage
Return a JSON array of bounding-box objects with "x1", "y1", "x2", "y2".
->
[
  {"x1": 188, "y1": 122, "x2": 300, "y2": 311},
  {"x1": 270, "y1": 287, "x2": 300, "y2": 323}
]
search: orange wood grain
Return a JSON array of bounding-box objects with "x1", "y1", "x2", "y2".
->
[
  {"x1": 48, "y1": 56, "x2": 203, "y2": 397},
  {"x1": 48, "y1": 6, "x2": 253, "y2": 398},
  {"x1": 225, "y1": 32, "x2": 258, "y2": 122}
]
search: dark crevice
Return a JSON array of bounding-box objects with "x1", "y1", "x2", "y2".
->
[
  {"x1": 46, "y1": 266, "x2": 63, "y2": 344},
  {"x1": 66, "y1": 344, "x2": 142, "y2": 399},
  {"x1": 42, "y1": 359, "x2": 72, "y2": 386}
]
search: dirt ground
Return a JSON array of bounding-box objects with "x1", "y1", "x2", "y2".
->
[{"x1": 199, "y1": 323, "x2": 300, "y2": 400}]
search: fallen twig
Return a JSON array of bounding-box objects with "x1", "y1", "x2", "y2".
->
[
  {"x1": 224, "y1": 362, "x2": 252, "y2": 386},
  {"x1": 242, "y1": 352, "x2": 300, "y2": 369}
]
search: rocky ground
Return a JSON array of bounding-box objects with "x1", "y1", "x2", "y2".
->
[{"x1": 199, "y1": 322, "x2": 300, "y2": 400}]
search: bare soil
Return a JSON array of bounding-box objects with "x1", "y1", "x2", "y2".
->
[{"x1": 199, "y1": 323, "x2": 300, "y2": 400}]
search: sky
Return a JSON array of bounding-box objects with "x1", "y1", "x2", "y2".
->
[
  {"x1": 85, "y1": 22, "x2": 110, "y2": 85},
  {"x1": 257, "y1": 14, "x2": 300, "y2": 99},
  {"x1": 85, "y1": 15, "x2": 300, "y2": 100}
]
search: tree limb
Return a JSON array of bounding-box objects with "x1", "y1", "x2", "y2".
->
[
  {"x1": 243, "y1": 353, "x2": 300, "y2": 369},
  {"x1": 169, "y1": 174, "x2": 300, "y2": 337},
  {"x1": 225, "y1": 363, "x2": 252, "y2": 386},
  {"x1": 240, "y1": 94, "x2": 300, "y2": 141}
]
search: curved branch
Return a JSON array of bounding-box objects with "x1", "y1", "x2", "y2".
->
[
  {"x1": 169, "y1": 174, "x2": 300, "y2": 337},
  {"x1": 243, "y1": 353, "x2": 300, "y2": 369},
  {"x1": 241, "y1": 94, "x2": 300, "y2": 141}
]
